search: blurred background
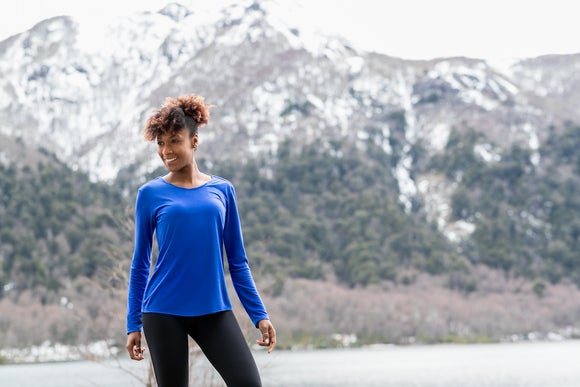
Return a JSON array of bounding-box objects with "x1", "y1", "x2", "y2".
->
[{"x1": 1, "y1": 0, "x2": 580, "y2": 386}]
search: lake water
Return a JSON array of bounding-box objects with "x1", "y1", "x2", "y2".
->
[{"x1": 1, "y1": 340, "x2": 579, "y2": 386}]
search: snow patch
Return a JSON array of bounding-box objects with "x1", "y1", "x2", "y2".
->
[
  {"x1": 0, "y1": 340, "x2": 119, "y2": 363},
  {"x1": 395, "y1": 152, "x2": 416, "y2": 213},
  {"x1": 474, "y1": 143, "x2": 501, "y2": 163},
  {"x1": 521, "y1": 123, "x2": 541, "y2": 166},
  {"x1": 429, "y1": 123, "x2": 450, "y2": 152},
  {"x1": 417, "y1": 174, "x2": 475, "y2": 242},
  {"x1": 347, "y1": 56, "x2": 364, "y2": 74}
]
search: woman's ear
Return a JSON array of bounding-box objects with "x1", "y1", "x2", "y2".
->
[{"x1": 191, "y1": 134, "x2": 199, "y2": 150}]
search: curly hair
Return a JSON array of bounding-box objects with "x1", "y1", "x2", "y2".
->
[{"x1": 143, "y1": 94, "x2": 212, "y2": 141}]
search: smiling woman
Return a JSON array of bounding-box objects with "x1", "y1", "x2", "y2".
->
[
  {"x1": 125, "y1": 93, "x2": 275, "y2": 387},
  {"x1": 144, "y1": 95, "x2": 210, "y2": 182}
]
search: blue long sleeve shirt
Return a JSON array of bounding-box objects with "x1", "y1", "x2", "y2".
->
[{"x1": 126, "y1": 175, "x2": 269, "y2": 334}]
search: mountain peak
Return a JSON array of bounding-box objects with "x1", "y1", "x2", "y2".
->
[
  {"x1": 244, "y1": 0, "x2": 268, "y2": 14},
  {"x1": 158, "y1": 2, "x2": 193, "y2": 22},
  {"x1": 1, "y1": 0, "x2": 579, "y2": 185}
]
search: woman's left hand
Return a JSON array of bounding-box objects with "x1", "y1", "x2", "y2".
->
[{"x1": 257, "y1": 319, "x2": 276, "y2": 353}]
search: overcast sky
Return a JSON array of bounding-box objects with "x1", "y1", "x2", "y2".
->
[{"x1": 1, "y1": 0, "x2": 579, "y2": 61}]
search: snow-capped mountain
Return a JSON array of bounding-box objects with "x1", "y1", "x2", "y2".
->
[{"x1": 1, "y1": 0, "x2": 579, "y2": 227}]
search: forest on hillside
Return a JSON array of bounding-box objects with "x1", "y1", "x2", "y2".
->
[
  {"x1": 0, "y1": 151, "x2": 129, "y2": 297},
  {"x1": 2, "y1": 123, "x2": 580, "y2": 348},
  {"x1": 2, "y1": 123, "x2": 580, "y2": 301}
]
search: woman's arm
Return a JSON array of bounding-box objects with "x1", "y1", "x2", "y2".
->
[
  {"x1": 223, "y1": 183, "x2": 270, "y2": 327},
  {"x1": 126, "y1": 188, "x2": 155, "y2": 334}
]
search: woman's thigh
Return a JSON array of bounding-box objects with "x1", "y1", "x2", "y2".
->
[
  {"x1": 189, "y1": 311, "x2": 261, "y2": 387},
  {"x1": 142, "y1": 313, "x2": 189, "y2": 387}
]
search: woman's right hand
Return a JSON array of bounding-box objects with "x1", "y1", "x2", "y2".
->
[
  {"x1": 126, "y1": 331, "x2": 145, "y2": 361},
  {"x1": 256, "y1": 319, "x2": 276, "y2": 353}
]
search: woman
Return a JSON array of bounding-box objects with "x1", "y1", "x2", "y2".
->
[{"x1": 125, "y1": 94, "x2": 275, "y2": 387}]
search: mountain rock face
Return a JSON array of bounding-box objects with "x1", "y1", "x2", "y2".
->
[{"x1": 1, "y1": 0, "x2": 579, "y2": 238}]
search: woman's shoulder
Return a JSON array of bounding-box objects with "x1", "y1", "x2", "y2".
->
[
  {"x1": 208, "y1": 175, "x2": 237, "y2": 194},
  {"x1": 141, "y1": 176, "x2": 166, "y2": 187},
  {"x1": 137, "y1": 176, "x2": 166, "y2": 194},
  {"x1": 209, "y1": 175, "x2": 232, "y2": 187}
]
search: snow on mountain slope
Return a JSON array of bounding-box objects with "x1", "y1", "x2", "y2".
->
[{"x1": 1, "y1": 0, "x2": 579, "y2": 239}]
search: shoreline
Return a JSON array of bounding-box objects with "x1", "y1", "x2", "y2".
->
[{"x1": 2, "y1": 334, "x2": 578, "y2": 365}]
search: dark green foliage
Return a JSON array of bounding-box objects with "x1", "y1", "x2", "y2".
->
[
  {"x1": 213, "y1": 139, "x2": 460, "y2": 287},
  {"x1": 429, "y1": 124, "x2": 580, "y2": 285},
  {"x1": 0, "y1": 156, "x2": 129, "y2": 296},
  {"x1": 4, "y1": 122, "x2": 580, "y2": 295}
]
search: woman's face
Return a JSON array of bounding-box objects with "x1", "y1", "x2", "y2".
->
[{"x1": 156, "y1": 129, "x2": 197, "y2": 172}]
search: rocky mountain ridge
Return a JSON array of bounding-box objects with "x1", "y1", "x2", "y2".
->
[{"x1": 1, "y1": 0, "x2": 580, "y2": 240}]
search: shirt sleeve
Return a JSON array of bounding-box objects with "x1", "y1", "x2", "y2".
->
[
  {"x1": 223, "y1": 183, "x2": 270, "y2": 327},
  {"x1": 126, "y1": 187, "x2": 154, "y2": 334}
]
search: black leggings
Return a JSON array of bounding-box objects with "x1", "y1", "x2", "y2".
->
[{"x1": 142, "y1": 311, "x2": 261, "y2": 387}]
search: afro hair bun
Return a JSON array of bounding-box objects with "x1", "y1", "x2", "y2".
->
[
  {"x1": 143, "y1": 94, "x2": 212, "y2": 141},
  {"x1": 164, "y1": 94, "x2": 211, "y2": 127}
]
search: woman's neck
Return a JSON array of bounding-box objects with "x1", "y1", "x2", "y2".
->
[{"x1": 165, "y1": 163, "x2": 210, "y2": 188}]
